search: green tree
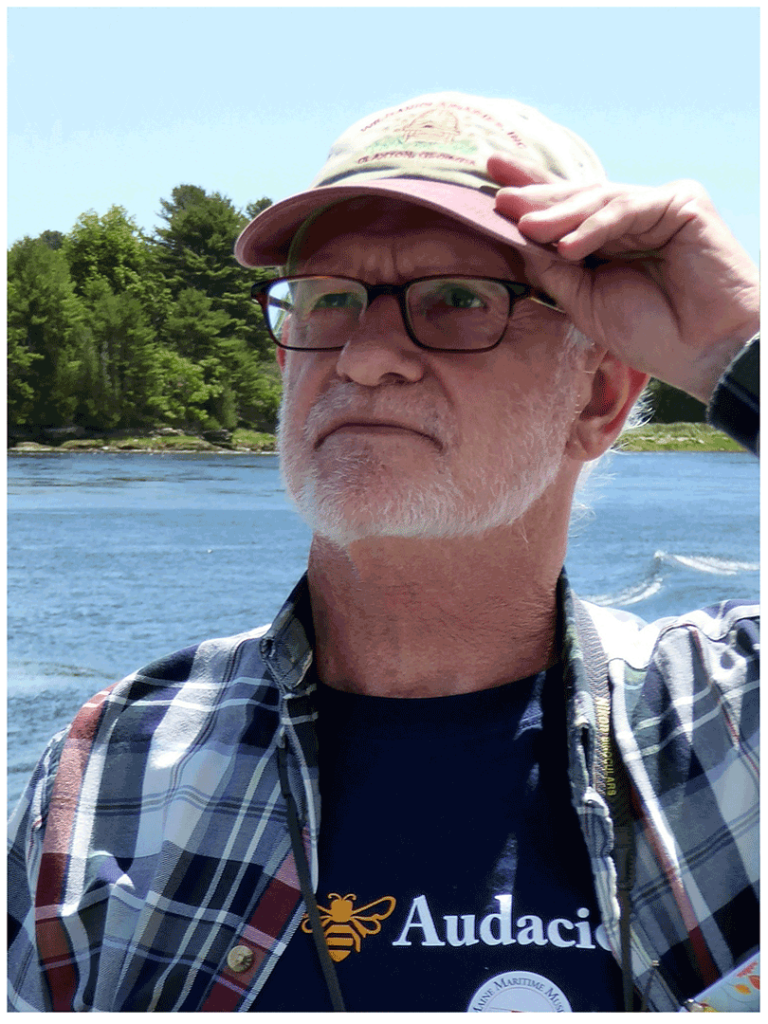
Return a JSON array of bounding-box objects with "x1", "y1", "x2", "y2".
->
[
  {"x1": 152, "y1": 184, "x2": 273, "y2": 354},
  {"x1": 161, "y1": 286, "x2": 231, "y2": 363},
  {"x1": 152, "y1": 185, "x2": 279, "y2": 427},
  {"x1": 76, "y1": 278, "x2": 164, "y2": 429},
  {"x1": 64, "y1": 206, "x2": 168, "y2": 329},
  {"x1": 151, "y1": 348, "x2": 214, "y2": 428},
  {"x1": 7, "y1": 277, "x2": 44, "y2": 426},
  {"x1": 246, "y1": 197, "x2": 273, "y2": 220},
  {"x1": 231, "y1": 353, "x2": 283, "y2": 431},
  {"x1": 7, "y1": 236, "x2": 89, "y2": 427},
  {"x1": 8, "y1": 190, "x2": 281, "y2": 435},
  {"x1": 39, "y1": 230, "x2": 65, "y2": 251},
  {"x1": 647, "y1": 379, "x2": 706, "y2": 423},
  {"x1": 160, "y1": 287, "x2": 237, "y2": 429},
  {"x1": 153, "y1": 185, "x2": 246, "y2": 298}
]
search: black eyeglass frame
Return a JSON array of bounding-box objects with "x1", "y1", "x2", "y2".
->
[{"x1": 250, "y1": 274, "x2": 565, "y2": 353}]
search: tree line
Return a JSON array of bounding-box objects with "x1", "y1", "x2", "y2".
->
[
  {"x1": 8, "y1": 186, "x2": 280, "y2": 436},
  {"x1": 7, "y1": 185, "x2": 703, "y2": 438}
]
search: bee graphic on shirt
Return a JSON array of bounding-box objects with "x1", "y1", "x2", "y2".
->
[{"x1": 301, "y1": 893, "x2": 397, "y2": 962}]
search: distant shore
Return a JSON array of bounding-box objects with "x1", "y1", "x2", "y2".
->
[
  {"x1": 615, "y1": 422, "x2": 743, "y2": 453},
  {"x1": 8, "y1": 423, "x2": 744, "y2": 455},
  {"x1": 8, "y1": 428, "x2": 277, "y2": 455}
]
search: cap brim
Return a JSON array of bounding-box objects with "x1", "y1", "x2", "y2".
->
[{"x1": 234, "y1": 178, "x2": 563, "y2": 267}]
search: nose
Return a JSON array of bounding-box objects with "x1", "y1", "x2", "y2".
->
[{"x1": 334, "y1": 295, "x2": 426, "y2": 387}]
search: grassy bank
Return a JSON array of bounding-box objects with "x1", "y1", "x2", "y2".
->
[
  {"x1": 9, "y1": 423, "x2": 744, "y2": 455},
  {"x1": 616, "y1": 422, "x2": 743, "y2": 452},
  {"x1": 9, "y1": 428, "x2": 277, "y2": 454}
]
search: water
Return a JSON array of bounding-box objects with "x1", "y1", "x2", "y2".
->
[{"x1": 8, "y1": 451, "x2": 759, "y2": 806}]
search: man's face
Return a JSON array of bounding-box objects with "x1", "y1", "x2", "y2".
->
[{"x1": 277, "y1": 199, "x2": 586, "y2": 548}]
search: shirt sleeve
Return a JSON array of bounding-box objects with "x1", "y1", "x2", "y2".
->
[
  {"x1": 7, "y1": 730, "x2": 68, "y2": 1011},
  {"x1": 707, "y1": 334, "x2": 759, "y2": 455}
]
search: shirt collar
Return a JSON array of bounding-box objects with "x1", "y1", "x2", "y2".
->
[{"x1": 259, "y1": 573, "x2": 315, "y2": 693}]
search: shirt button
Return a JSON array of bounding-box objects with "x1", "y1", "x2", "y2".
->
[{"x1": 227, "y1": 944, "x2": 254, "y2": 972}]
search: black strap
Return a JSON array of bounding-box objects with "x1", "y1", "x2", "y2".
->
[
  {"x1": 707, "y1": 334, "x2": 759, "y2": 454},
  {"x1": 277, "y1": 610, "x2": 635, "y2": 1014},
  {"x1": 573, "y1": 598, "x2": 637, "y2": 1012},
  {"x1": 277, "y1": 739, "x2": 346, "y2": 1011}
]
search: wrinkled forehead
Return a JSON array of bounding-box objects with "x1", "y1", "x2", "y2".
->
[{"x1": 288, "y1": 196, "x2": 530, "y2": 279}]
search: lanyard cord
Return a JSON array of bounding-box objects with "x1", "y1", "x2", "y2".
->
[
  {"x1": 573, "y1": 598, "x2": 637, "y2": 1012},
  {"x1": 610, "y1": 738, "x2": 637, "y2": 1013},
  {"x1": 277, "y1": 739, "x2": 347, "y2": 1011},
  {"x1": 277, "y1": 604, "x2": 636, "y2": 1014}
]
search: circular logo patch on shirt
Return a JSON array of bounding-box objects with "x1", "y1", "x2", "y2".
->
[{"x1": 468, "y1": 970, "x2": 572, "y2": 1012}]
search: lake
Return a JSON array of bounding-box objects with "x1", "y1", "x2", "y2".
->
[{"x1": 7, "y1": 450, "x2": 759, "y2": 806}]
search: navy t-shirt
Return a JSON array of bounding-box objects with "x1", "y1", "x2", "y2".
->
[{"x1": 254, "y1": 667, "x2": 624, "y2": 1011}]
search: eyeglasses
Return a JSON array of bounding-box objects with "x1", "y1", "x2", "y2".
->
[{"x1": 250, "y1": 275, "x2": 564, "y2": 353}]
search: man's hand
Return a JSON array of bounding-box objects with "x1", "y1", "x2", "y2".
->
[{"x1": 488, "y1": 155, "x2": 759, "y2": 405}]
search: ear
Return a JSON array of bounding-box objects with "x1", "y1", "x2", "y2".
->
[
  {"x1": 567, "y1": 350, "x2": 649, "y2": 461},
  {"x1": 276, "y1": 347, "x2": 286, "y2": 373}
]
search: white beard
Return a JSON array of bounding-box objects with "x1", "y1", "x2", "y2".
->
[{"x1": 278, "y1": 374, "x2": 574, "y2": 549}]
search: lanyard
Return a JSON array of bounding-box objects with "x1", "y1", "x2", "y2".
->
[
  {"x1": 572, "y1": 596, "x2": 638, "y2": 1012},
  {"x1": 277, "y1": 738, "x2": 347, "y2": 1011},
  {"x1": 278, "y1": 600, "x2": 638, "y2": 1014}
]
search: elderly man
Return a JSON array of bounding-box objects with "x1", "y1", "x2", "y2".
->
[{"x1": 8, "y1": 93, "x2": 758, "y2": 1013}]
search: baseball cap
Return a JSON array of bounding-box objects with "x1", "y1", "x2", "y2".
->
[{"x1": 234, "y1": 91, "x2": 605, "y2": 268}]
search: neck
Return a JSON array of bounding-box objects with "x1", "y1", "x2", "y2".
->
[{"x1": 307, "y1": 497, "x2": 570, "y2": 698}]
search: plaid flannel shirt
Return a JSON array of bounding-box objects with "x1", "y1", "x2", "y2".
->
[{"x1": 8, "y1": 338, "x2": 759, "y2": 1012}]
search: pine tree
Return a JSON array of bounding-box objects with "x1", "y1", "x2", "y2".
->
[
  {"x1": 152, "y1": 185, "x2": 279, "y2": 428},
  {"x1": 7, "y1": 237, "x2": 89, "y2": 427}
]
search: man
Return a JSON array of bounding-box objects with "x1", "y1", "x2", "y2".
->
[{"x1": 8, "y1": 93, "x2": 758, "y2": 1012}]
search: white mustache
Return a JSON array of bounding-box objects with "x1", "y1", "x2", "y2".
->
[{"x1": 301, "y1": 383, "x2": 454, "y2": 450}]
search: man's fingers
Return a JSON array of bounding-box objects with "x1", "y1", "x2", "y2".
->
[
  {"x1": 487, "y1": 154, "x2": 561, "y2": 187},
  {"x1": 552, "y1": 194, "x2": 685, "y2": 261},
  {"x1": 510, "y1": 190, "x2": 614, "y2": 245},
  {"x1": 510, "y1": 186, "x2": 698, "y2": 261}
]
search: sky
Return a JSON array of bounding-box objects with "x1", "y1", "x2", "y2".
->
[{"x1": 7, "y1": 6, "x2": 760, "y2": 262}]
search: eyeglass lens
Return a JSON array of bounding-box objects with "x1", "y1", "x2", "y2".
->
[{"x1": 264, "y1": 277, "x2": 513, "y2": 351}]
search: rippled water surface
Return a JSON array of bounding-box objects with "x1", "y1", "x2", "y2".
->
[{"x1": 8, "y1": 451, "x2": 759, "y2": 805}]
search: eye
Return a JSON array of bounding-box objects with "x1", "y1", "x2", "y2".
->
[
  {"x1": 434, "y1": 285, "x2": 485, "y2": 310},
  {"x1": 311, "y1": 291, "x2": 364, "y2": 311}
]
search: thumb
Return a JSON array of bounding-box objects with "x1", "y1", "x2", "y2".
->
[
  {"x1": 521, "y1": 247, "x2": 577, "y2": 293},
  {"x1": 519, "y1": 248, "x2": 596, "y2": 330}
]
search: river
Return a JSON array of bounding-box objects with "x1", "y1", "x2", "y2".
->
[{"x1": 8, "y1": 450, "x2": 759, "y2": 806}]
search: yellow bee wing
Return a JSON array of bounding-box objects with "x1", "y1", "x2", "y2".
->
[
  {"x1": 300, "y1": 904, "x2": 332, "y2": 934},
  {"x1": 349, "y1": 896, "x2": 397, "y2": 934}
]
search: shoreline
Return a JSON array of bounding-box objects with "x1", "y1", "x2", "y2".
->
[
  {"x1": 8, "y1": 423, "x2": 744, "y2": 455},
  {"x1": 614, "y1": 422, "x2": 743, "y2": 453},
  {"x1": 8, "y1": 443, "x2": 277, "y2": 455},
  {"x1": 7, "y1": 427, "x2": 277, "y2": 456},
  {"x1": 8, "y1": 446, "x2": 277, "y2": 455}
]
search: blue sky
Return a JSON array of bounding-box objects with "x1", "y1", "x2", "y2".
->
[{"x1": 8, "y1": 6, "x2": 759, "y2": 261}]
